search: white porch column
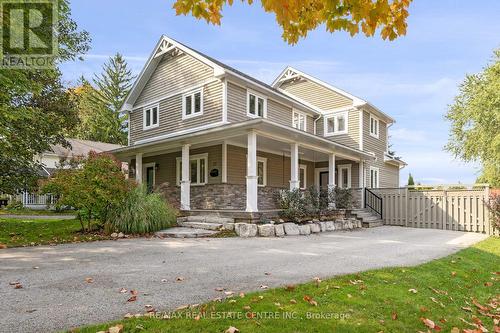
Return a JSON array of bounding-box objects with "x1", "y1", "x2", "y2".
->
[
  {"x1": 328, "y1": 153, "x2": 336, "y2": 189},
  {"x1": 180, "y1": 144, "x2": 191, "y2": 210},
  {"x1": 290, "y1": 142, "x2": 300, "y2": 190},
  {"x1": 246, "y1": 131, "x2": 258, "y2": 212},
  {"x1": 222, "y1": 141, "x2": 227, "y2": 183},
  {"x1": 135, "y1": 153, "x2": 143, "y2": 184},
  {"x1": 359, "y1": 161, "x2": 365, "y2": 207}
]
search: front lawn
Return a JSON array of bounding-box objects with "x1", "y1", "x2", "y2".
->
[
  {"x1": 77, "y1": 237, "x2": 499, "y2": 333},
  {"x1": 0, "y1": 218, "x2": 109, "y2": 247},
  {"x1": 0, "y1": 208, "x2": 76, "y2": 216}
]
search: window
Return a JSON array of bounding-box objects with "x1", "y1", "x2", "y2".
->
[
  {"x1": 324, "y1": 112, "x2": 348, "y2": 136},
  {"x1": 293, "y1": 110, "x2": 307, "y2": 131},
  {"x1": 247, "y1": 90, "x2": 267, "y2": 118},
  {"x1": 337, "y1": 164, "x2": 351, "y2": 189},
  {"x1": 257, "y1": 157, "x2": 267, "y2": 186},
  {"x1": 299, "y1": 164, "x2": 307, "y2": 189},
  {"x1": 370, "y1": 115, "x2": 379, "y2": 138},
  {"x1": 182, "y1": 88, "x2": 203, "y2": 119},
  {"x1": 143, "y1": 104, "x2": 159, "y2": 130},
  {"x1": 176, "y1": 154, "x2": 208, "y2": 186},
  {"x1": 370, "y1": 167, "x2": 379, "y2": 188}
]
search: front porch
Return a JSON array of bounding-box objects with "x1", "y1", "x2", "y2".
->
[{"x1": 114, "y1": 119, "x2": 374, "y2": 215}]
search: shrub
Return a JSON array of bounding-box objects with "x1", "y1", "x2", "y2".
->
[
  {"x1": 5, "y1": 199, "x2": 23, "y2": 211},
  {"x1": 275, "y1": 188, "x2": 306, "y2": 222},
  {"x1": 485, "y1": 193, "x2": 500, "y2": 231},
  {"x1": 334, "y1": 187, "x2": 354, "y2": 209},
  {"x1": 41, "y1": 152, "x2": 132, "y2": 231},
  {"x1": 106, "y1": 186, "x2": 177, "y2": 234}
]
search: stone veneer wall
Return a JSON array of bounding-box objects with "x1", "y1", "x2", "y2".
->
[{"x1": 157, "y1": 182, "x2": 284, "y2": 210}]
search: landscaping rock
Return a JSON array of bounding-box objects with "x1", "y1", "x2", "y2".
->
[
  {"x1": 298, "y1": 225, "x2": 311, "y2": 235},
  {"x1": 278, "y1": 219, "x2": 285, "y2": 223},
  {"x1": 334, "y1": 220, "x2": 343, "y2": 230},
  {"x1": 234, "y1": 223, "x2": 257, "y2": 237},
  {"x1": 283, "y1": 223, "x2": 300, "y2": 236},
  {"x1": 274, "y1": 224, "x2": 285, "y2": 237},
  {"x1": 117, "y1": 232, "x2": 125, "y2": 238},
  {"x1": 223, "y1": 223, "x2": 235, "y2": 231},
  {"x1": 325, "y1": 221, "x2": 335, "y2": 231},
  {"x1": 309, "y1": 223, "x2": 321, "y2": 233},
  {"x1": 319, "y1": 222, "x2": 327, "y2": 232},
  {"x1": 111, "y1": 232, "x2": 118, "y2": 238},
  {"x1": 258, "y1": 224, "x2": 275, "y2": 237}
]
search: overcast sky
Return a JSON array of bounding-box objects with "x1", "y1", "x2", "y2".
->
[{"x1": 60, "y1": 0, "x2": 500, "y2": 185}]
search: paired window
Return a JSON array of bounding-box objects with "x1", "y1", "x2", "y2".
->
[
  {"x1": 337, "y1": 164, "x2": 352, "y2": 189},
  {"x1": 247, "y1": 91, "x2": 267, "y2": 118},
  {"x1": 293, "y1": 110, "x2": 307, "y2": 131},
  {"x1": 370, "y1": 115, "x2": 379, "y2": 138},
  {"x1": 299, "y1": 164, "x2": 307, "y2": 190},
  {"x1": 176, "y1": 154, "x2": 208, "y2": 186},
  {"x1": 257, "y1": 157, "x2": 267, "y2": 186},
  {"x1": 324, "y1": 112, "x2": 348, "y2": 136},
  {"x1": 370, "y1": 167, "x2": 379, "y2": 188},
  {"x1": 143, "y1": 104, "x2": 159, "y2": 130},
  {"x1": 182, "y1": 88, "x2": 203, "y2": 119}
]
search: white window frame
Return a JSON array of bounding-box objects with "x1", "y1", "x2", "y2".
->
[
  {"x1": 182, "y1": 87, "x2": 204, "y2": 120},
  {"x1": 370, "y1": 114, "x2": 380, "y2": 139},
  {"x1": 257, "y1": 157, "x2": 267, "y2": 187},
  {"x1": 143, "y1": 162, "x2": 156, "y2": 186},
  {"x1": 292, "y1": 110, "x2": 307, "y2": 131},
  {"x1": 176, "y1": 153, "x2": 208, "y2": 186},
  {"x1": 324, "y1": 111, "x2": 348, "y2": 136},
  {"x1": 337, "y1": 164, "x2": 352, "y2": 189},
  {"x1": 299, "y1": 164, "x2": 307, "y2": 190},
  {"x1": 369, "y1": 166, "x2": 379, "y2": 188},
  {"x1": 246, "y1": 90, "x2": 267, "y2": 118},
  {"x1": 143, "y1": 103, "x2": 159, "y2": 130}
]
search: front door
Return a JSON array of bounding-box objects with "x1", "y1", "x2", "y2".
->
[
  {"x1": 319, "y1": 171, "x2": 329, "y2": 189},
  {"x1": 146, "y1": 166, "x2": 155, "y2": 192}
]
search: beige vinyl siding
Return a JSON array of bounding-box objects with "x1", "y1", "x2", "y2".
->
[
  {"x1": 135, "y1": 52, "x2": 213, "y2": 106},
  {"x1": 280, "y1": 79, "x2": 352, "y2": 110},
  {"x1": 313, "y1": 160, "x2": 360, "y2": 188},
  {"x1": 226, "y1": 81, "x2": 315, "y2": 134},
  {"x1": 132, "y1": 145, "x2": 223, "y2": 186},
  {"x1": 316, "y1": 109, "x2": 360, "y2": 150},
  {"x1": 362, "y1": 110, "x2": 399, "y2": 188},
  {"x1": 226, "y1": 145, "x2": 314, "y2": 187},
  {"x1": 129, "y1": 80, "x2": 223, "y2": 144}
]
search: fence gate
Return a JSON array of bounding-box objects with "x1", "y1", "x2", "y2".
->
[{"x1": 373, "y1": 186, "x2": 497, "y2": 236}]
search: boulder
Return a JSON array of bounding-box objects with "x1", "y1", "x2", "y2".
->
[
  {"x1": 117, "y1": 232, "x2": 125, "y2": 238},
  {"x1": 223, "y1": 222, "x2": 235, "y2": 231},
  {"x1": 309, "y1": 223, "x2": 321, "y2": 233},
  {"x1": 274, "y1": 224, "x2": 285, "y2": 237},
  {"x1": 334, "y1": 220, "x2": 344, "y2": 230},
  {"x1": 111, "y1": 232, "x2": 118, "y2": 238},
  {"x1": 319, "y1": 222, "x2": 327, "y2": 232},
  {"x1": 298, "y1": 224, "x2": 311, "y2": 235},
  {"x1": 258, "y1": 224, "x2": 275, "y2": 237},
  {"x1": 234, "y1": 223, "x2": 257, "y2": 237},
  {"x1": 325, "y1": 221, "x2": 335, "y2": 231},
  {"x1": 283, "y1": 223, "x2": 300, "y2": 236}
]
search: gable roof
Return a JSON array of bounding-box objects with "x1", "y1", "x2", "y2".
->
[
  {"x1": 121, "y1": 35, "x2": 319, "y2": 115},
  {"x1": 46, "y1": 139, "x2": 123, "y2": 158},
  {"x1": 272, "y1": 66, "x2": 395, "y2": 123}
]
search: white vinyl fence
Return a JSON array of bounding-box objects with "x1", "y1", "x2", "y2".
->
[{"x1": 373, "y1": 185, "x2": 498, "y2": 236}]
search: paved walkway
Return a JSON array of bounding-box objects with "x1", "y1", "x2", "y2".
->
[{"x1": 0, "y1": 226, "x2": 488, "y2": 333}]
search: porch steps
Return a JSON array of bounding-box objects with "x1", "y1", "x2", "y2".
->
[
  {"x1": 351, "y1": 209, "x2": 384, "y2": 228},
  {"x1": 155, "y1": 227, "x2": 218, "y2": 238},
  {"x1": 176, "y1": 216, "x2": 235, "y2": 231}
]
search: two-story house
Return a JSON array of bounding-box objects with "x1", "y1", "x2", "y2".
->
[{"x1": 112, "y1": 35, "x2": 406, "y2": 215}]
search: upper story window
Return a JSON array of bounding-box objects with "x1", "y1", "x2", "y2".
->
[
  {"x1": 247, "y1": 90, "x2": 267, "y2": 118},
  {"x1": 370, "y1": 114, "x2": 379, "y2": 138},
  {"x1": 143, "y1": 104, "x2": 159, "y2": 130},
  {"x1": 324, "y1": 112, "x2": 348, "y2": 136},
  {"x1": 293, "y1": 110, "x2": 307, "y2": 131},
  {"x1": 182, "y1": 88, "x2": 203, "y2": 120}
]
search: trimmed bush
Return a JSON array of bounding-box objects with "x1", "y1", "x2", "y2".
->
[{"x1": 106, "y1": 186, "x2": 177, "y2": 234}]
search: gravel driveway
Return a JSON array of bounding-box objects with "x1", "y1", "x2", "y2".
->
[{"x1": 0, "y1": 226, "x2": 488, "y2": 333}]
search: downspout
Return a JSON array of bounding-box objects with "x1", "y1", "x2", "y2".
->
[{"x1": 313, "y1": 114, "x2": 322, "y2": 135}]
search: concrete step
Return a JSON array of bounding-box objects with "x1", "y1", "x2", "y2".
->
[
  {"x1": 155, "y1": 227, "x2": 218, "y2": 238},
  {"x1": 177, "y1": 221, "x2": 224, "y2": 231},
  {"x1": 183, "y1": 216, "x2": 234, "y2": 224},
  {"x1": 360, "y1": 215, "x2": 383, "y2": 222},
  {"x1": 362, "y1": 220, "x2": 384, "y2": 228}
]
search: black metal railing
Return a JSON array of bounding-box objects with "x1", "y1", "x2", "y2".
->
[{"x1": 364, "y1": 188, "x2": 383, "y2": 219}]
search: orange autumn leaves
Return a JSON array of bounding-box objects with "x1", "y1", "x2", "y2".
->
[{"x1": 172, "y1": 0, "x2": 412, "y2": 44}]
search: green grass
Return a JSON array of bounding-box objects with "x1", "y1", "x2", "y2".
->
[
  {"x1": 0, "y1": 218, "x2": 109, "y2": 247},
  {"x1": 76, "y1": 237, "x2": 499, "y2": 333},
  {"x1": 0, "y1": 208, "x2": 76, "y2": 216}
]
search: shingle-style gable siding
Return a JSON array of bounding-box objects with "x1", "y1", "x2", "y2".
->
[
  {"x1": 128, "y1": 52, "x2": 223, "y2": 145},
  {"x1": 226, "y1": 81, "x2": 315, "y2": 134},
  {"x1": 316, "y1": 109, "x2": 361, "y2": 150},
  {"x1": 280, "y1": 79, "x2": 352, "y2": 110},
  {"x1": 361, "y1": 110, "x2": 399, "y2": 187},
  {"x1": 135, "y1": 52, "x2": 214, "y2": 107}
]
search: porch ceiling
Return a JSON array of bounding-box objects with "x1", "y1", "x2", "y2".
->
[{"x1": 111, "y1": 119, "x2": 375, "y2": 161}]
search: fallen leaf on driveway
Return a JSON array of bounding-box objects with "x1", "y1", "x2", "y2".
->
[
  {"x1": 127, "y1": 295, "x2": 137, "y2": 302},
  {"x1": 215, "y1": 287, "x2": 225, "y2": 292},
  {"x1": 264, "y1": 272, "x2": 271, "y2": 276},
  {"x1": 119, "y1": 288, "x2": 127, "y2": 293},
  {"x1": 130, "y1": 290, "x2": 138, "y2": 295},
  {"x1": 12, "y1": 282, "x2": 23, "y2": 289},
  {"x1": 85, "y1": 277, "x2": 94, "y2": 283},
  {"x1": 176, "y1": 276, "x2": 185, "y2": 282},
  {"x1": 260, "y1": 285, "x2": 268, "y2": 289},
  {"x1": 108, "y1": 324, "x2": 123, "y2": 333},
  {"x1": 161, "y1": 279, "x2": 167, "y2": 283},
  {"x1": 225, "y1": 326, "x2": 239, "y2": 333}
]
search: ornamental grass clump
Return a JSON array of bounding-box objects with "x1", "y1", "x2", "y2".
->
[{"x1": 106, "y1": 185, "x2": 177, "y2": 234}]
